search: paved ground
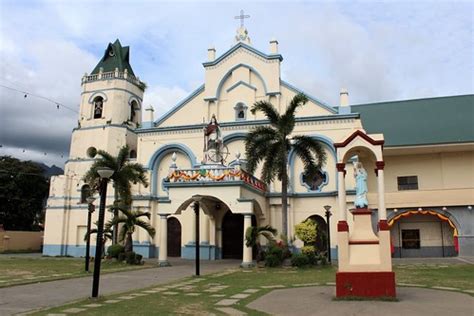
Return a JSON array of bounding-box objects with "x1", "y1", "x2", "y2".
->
[
  {"x1": 0, "y1": 258, "x2": 240, "y2": 315},
  {"x1": 248, "y1": 286, "x2": 474, "y2": 316}
]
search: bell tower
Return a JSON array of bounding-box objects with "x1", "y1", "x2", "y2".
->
[{"x1": 68, "y1": 39, "x2": 145, "y2": 165}]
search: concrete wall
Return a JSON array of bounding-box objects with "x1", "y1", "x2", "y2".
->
[{"x1": 0, "y1": 231, "x2": 43, "y2": 252}]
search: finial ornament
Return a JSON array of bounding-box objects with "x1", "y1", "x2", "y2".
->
[{"x1": 234, "y1": 10, "x2": 251, "y2": 44}]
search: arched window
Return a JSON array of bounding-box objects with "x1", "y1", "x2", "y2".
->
[
  {"x1": 129, "y1": 150, "x2": 137, "y2": 159},
  {"x1": 234, "y1": 102, "x2": 247, "y2": 121},
  {"x1": 80, "y1": 185, "x2": 91, "y2": 203},
  {"x1": 93, "y1": 96, "x2": 104, "y2": 119},
  {"x1": 130, "y1": 100, "x2": 139, "y2": 123}
]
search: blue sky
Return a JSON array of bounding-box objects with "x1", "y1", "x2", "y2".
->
[{"x1": 0, "y1": 0, "x2": 472, "y2": 167}]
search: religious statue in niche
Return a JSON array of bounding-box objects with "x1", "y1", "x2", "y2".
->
[
  {"x1": 203, "y1": 114, "x2": 229, "y2": 164},
  {"x1": 353, "y1": 161, "x2": 368, "y2": 208}
]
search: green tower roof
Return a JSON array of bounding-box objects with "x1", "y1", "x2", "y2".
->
[{"x1": 91, "y1": 39, "x2": 136, "y2": 76}]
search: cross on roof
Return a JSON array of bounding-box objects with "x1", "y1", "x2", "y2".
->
[{"x1": 234, "y1": 9, "x2": 250, "y2": 28}]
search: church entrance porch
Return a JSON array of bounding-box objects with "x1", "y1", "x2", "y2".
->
[{"x1": 389, "y1": 210, "x2": 458, "y2": 258}]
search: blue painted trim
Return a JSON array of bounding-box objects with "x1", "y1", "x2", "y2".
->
[
  {"x1": 182, "y1": 243, "x2": 219, "y2": 260},
  {"x1": 88, "y1": 91, "x2": 108, "y2": 104},
  {"x1": 82, "y1": 87, "x2": 143, "y2": 102},
  {"x1": 202, "y1": 42, "x2": 283, "y2": 67},
  {"x1": 148, "y1": 143, "x2": 198, "y2": 196},
  {"x1": 223, "y1": 132, "x2": 248, "y2": 145},
  {"x1": 266, "y1": 190, "x2": 355, "y2": 198},
  {"x1": 137, "y1": 114, "x2": 360, "y2": 134},
  {"x1": 212, "y1": 63, "x2": 268, "y2": 100},
  {"x1": 287, "y1": 134, "x2": 336, "y2": 192},
  {"x1": 46, "y1": 205, "x2": 89, "y2": 210},
  {"x1": 42, "y1": 244, "x2": 97, "y2": 257},
  {"x1": 72, "y1": 124, "x2": 136, "y2": 133},
  {"x1": 132, "y1": 244, "x2": 155, "y2": 258},
  {"x1": 281, "y1": 80, "x2": 336, "y2": 114},
  {"x1": 154, "y1": 84, "x2": 205, "y2": 126},
  {"x1": 226, "y1": 81, "x2": 257, "y2": 93}
]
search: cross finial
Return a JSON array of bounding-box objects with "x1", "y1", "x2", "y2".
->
[{"x1": 234, "y1": 9, "x2": 250, "y2": 28}]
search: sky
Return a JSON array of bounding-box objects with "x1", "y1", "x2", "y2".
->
[{"x1": 0, "y1": 0, "x2": 472, "y2": 167}]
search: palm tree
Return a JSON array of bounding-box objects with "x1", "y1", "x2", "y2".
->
[
  {"x1": 105, "y1": 205, "x2": 155, "y2": 253},
  {"x1": 84, "y1": 222, "x2": 113, "y2": 257},
  {"x1": 245, "y1": 225, "x2": 277, "y2": 262},
  {"x1": 83, "y1": 145, "x2": 148, "y2": 244},
  {"x1": 245, "y1": 93, "x2": 327, "y2": 238}
]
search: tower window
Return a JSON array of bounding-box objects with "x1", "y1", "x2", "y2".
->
[
  {"x1": 80, "y1": 185, "x2": 91, "y2": 203},
  {"x1": 129, "y1": 150, "x2": 137, "y2": 159},
  {"x1": 93, "y1": 96, "x2": 104, "y2": 119},
  {"x1": 130, "y1": 100, "x2": 139, "y2": 123},
  {"x1": 234, "y1": 102, "x2": 247, "y2": 121},
  {"x1": 302, "y1": 169, "x2": 328, "y2": 191}
]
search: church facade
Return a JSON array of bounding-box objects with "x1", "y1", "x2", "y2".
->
[{"x1": 43, "y1": 27, "x2": 474, "y2": 265}]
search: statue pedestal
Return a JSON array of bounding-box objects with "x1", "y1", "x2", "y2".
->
[{"x1": 336, "y1": 207, "x2": 396, "y2": 298}]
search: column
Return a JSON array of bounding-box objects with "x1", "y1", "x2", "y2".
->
[
  {"x1": 336, "y1": 163, "x2": 347, "y2": 222},
  {"x1": 241, "y1": 214, "x2": 254, "y2": 268},
  {"x1": 158, "y1": 214, "x2": 170, "y2": 266},
  {"x1": 190, "y1": 210, "x2": 196, "y2": 244},
  {"x1": 376, "y1": 161, "x2": 387, "y2": 221},
  {"x1": 201, "y1": 214, "x2": 210, "y2": 244},
  {"x1": 209, "y1": 217, "x2": 216, "y2": 246}
]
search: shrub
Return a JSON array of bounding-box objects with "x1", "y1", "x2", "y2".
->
[
  {"x1": 265, "y1": 254, "x2": 281, "y2": 267},
  {"x1": 295, "y1": 219, "x2": 318, "y2": 245},
  {"x1": 107, "y1": 244, "x2": 125, "y2": 259},
  {"x1": 123, "y1": 251, "x2": 143, "y2": 265},
  {"x1": 301, "y1": 245, "x2": 316, "y2": 256},
  {"x1": 291, "y1": 253, "x2": 310, "y2": 267}
]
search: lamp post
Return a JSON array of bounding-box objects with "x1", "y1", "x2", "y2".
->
[
  {"x1": 91, "y1": 167, "x2": 114, "y2": 298},
  {"x1": 85, "y1": 196, "x2": 96, "y2": 272},
  {"x1": 193, "y1": 201, "x2": 200, "y2": 276},
  {"x1": 324, "y1": 205, "x2": 332, "y2": 263}
]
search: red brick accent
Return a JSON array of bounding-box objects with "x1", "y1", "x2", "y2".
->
[
  {"x1": 336, "y1": 271, "x2": 396, "y2": 298},
  {"x1": 349, "y1": 240, "x2": 379, "y2": 245},
  {"x1": 337, "y1": 221, "x2": 349, "y2": 232},
  {"x1": 350, "y1": 207, "x2": 372, "y2": 215},
  {"x1": 334, "y1": 130, "x2": 385, "y2": 148},
  {"x1": 376, "y1": 161, "x2": 385, "y2": 170},
  {"x1": 336, "y1": 163, "x2": 346, "y2": 172},
  {"x1": 378, "y1": 220, "x2": 390, "y2": 231}
]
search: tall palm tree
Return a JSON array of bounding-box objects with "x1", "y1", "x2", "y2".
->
[
  {"x1": 245, "y1": 93, "x2": 327, "y2": 238},
  {"x1": 83, "y1": 145, "x2": 148, "y2": 244},
  {"x1": 105, "y1": 206, "x2": 155, "y2": 253}
]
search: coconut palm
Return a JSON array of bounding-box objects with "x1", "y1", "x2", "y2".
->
[
  {"x1": 83, "y1": 145, "x2": 148, "y2": 243},
  {"x1": 245, "y1": 93, "x2": 327, "y2": 238},
  {"x1": 84, "y1": 222, "x2": 113, "y2": 257},
  {"x1": 245, "y1": 225, "x2": 277, "y2": 262},
  {"x1": 105, "y1": 205, "x2": 155, "y2": 253}
]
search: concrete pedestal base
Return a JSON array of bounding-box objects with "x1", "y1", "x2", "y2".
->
[{"x1": 336, "y1": 271, "x2": 396, "y2": 298}]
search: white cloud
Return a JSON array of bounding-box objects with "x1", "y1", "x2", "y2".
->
[{"x1": 142, "y1": 85, "x2": 189, "y2": 119}]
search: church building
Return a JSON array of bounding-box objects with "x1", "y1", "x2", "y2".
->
[{"x1": 43, "y1": 24, "x2": 474, "y2": 266}]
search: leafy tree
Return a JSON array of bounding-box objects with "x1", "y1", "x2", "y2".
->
[
  {"x1": 83, "y1": 145, "x2": 148, "y2": 243},
  {"x1": 245, "y1": 225, "x2": 277, "y2": 262},
  {"x1": 0, "y1": 156, "x2": 49, "y2": 230},
  {"x1": 245, "y1": 94, "x2": 327, "y2": 237},
  {"x1": 295, "y1": 219, "x2": 318, "y2": 245},
  {"x1": 105, "y1": 205, "x2": 155, "y2": 253}
]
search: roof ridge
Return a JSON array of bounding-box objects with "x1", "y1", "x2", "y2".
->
[{"x1": 351, "y1": 94, "x2": 474, "y2": 107}]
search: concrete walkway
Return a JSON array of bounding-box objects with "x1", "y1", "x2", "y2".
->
[
  {"x1": 0, "y1": 258, "x2": 240, "y2": 315},
  {"x1": 248, "y1": 286, "x2": 474, "y2": 316}
]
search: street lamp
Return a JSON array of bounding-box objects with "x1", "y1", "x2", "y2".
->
[
  {"x1": 85, "y1": 196, "x2": 96, "y2": 272},
  {"x1": 324, "y1": 205, "x2": 332, "y2": 264},
  {"x1": 91, "y1": 167, "x2": 114, "y2": 298}
]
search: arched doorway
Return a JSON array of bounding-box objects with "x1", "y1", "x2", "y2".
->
[
  {"x1": 307, "y1": 215, "x2": 328, "y2": 255},
  {"x1": 389, "y1": 210, "x2": 458, "y2": 258},
  {"x1": 167, "y1": 217, "x2": 181, "y2": 257}
]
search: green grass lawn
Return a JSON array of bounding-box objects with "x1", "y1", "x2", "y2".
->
[
  {"x1": 33, "y1": 263, "x2": 474, "y2": 316},
  {"x1": 0, "y1": 256, "x2": 152, "y2": 288}
]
